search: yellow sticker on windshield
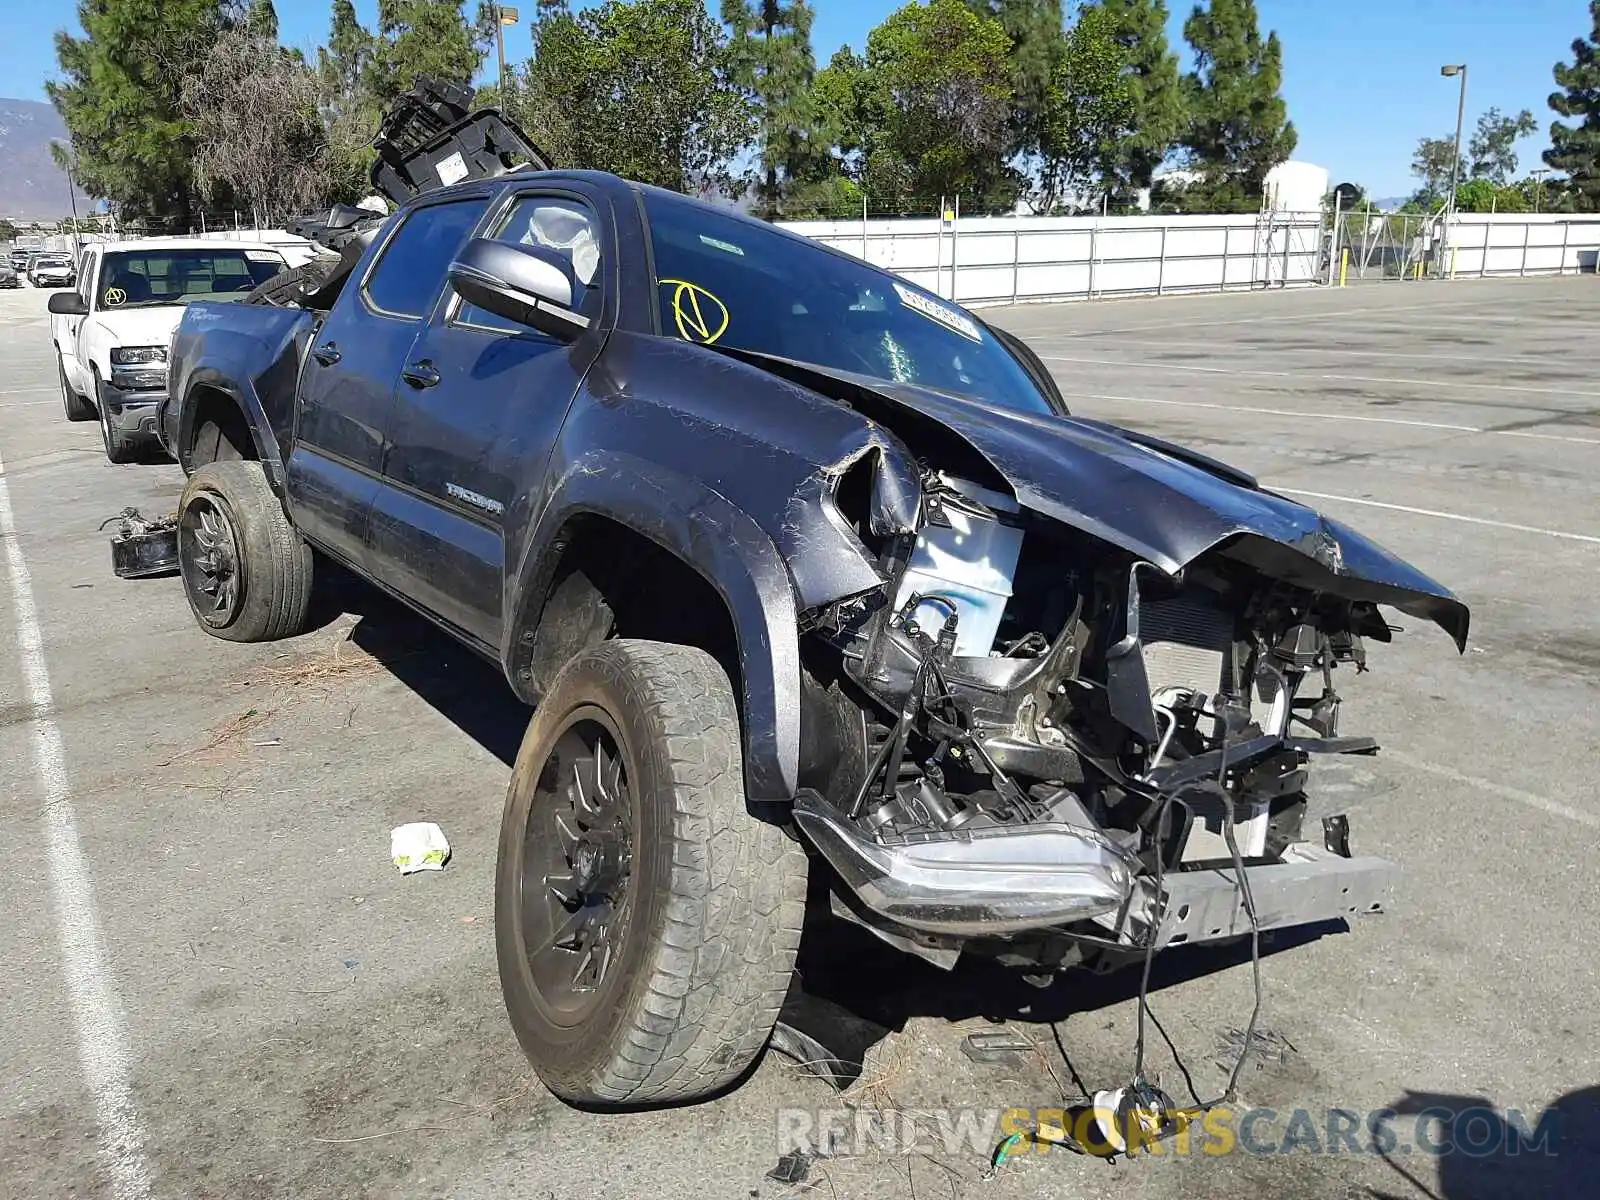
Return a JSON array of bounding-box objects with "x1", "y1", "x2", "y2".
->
[
  {"x1": 658, "y1": 278, "x2": 729, "y2": 344},
  {"x1": 103, "y1": 287, "x2": 127, "y2": 306}
]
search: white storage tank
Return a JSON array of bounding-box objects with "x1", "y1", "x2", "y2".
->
[{"x1": 1264, "y1": 161, "x2": 1331, "y2": 215}]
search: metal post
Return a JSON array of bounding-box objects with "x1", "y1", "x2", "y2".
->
[
  {"x1": 1087, "y1": 222, "x2": 1098, "y2": 299},
  {"x1": 496, "y1": 6, "x2": 521, "y2": 101},
  {"x1": 1520, "y1": 220, "x2": 1530, "y2": 276},
  {"x1": 861, "y1": 193, "x2": 868, "y2": 261},
  {"x1": 1560, "y1": 219, "x2": 1571, "y2": 273},
  {"x1": 1339, "y1": 248, "x2": 1349, "y2": 286},
  {"x1": 65, "y1": 158, "x2": 80, "y2": 253},
  {"x1": 1443, "y1": 64, "x2": 1468, "y2": 221},
  {"x1": 1011, "y1": 227, "x2": 1020, "y2": 305},
  {"x1": 1329, "y1": 191, "x2": 1343, "y2": 287},
  {"x1": 935, "y1": 195, "x2": 945, "y2": 298},
  {"x1": 951, "y1": 193, "x2": 960, "y2": 303},
  {"x1": 1157, "y1": 224, "x2": 1167, "y2": 295}
]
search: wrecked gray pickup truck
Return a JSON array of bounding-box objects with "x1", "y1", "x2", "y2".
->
[{"x1": 163, "y1": 144, "x2": 1468, "y2": 1109}]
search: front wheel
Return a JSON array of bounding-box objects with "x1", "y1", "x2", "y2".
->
[
  {"x1": 496, "y1": 640, "x2": 807, "y2": 1108},
  {"x1": 93, "y1": 368, "x2": 138, "y2": 463},
  {"x1": 176, "y1": 461, "x2": 313, "y2": 642}
]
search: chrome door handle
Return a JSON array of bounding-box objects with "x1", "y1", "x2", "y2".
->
[{"x1": 401, "y1": 360, "x2": 441, "y2": 388}]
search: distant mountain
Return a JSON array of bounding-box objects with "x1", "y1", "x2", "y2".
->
[{"x1": 0, "y1": 98, "x2": 95, "y2": 220}]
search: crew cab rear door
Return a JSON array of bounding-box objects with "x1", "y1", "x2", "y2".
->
[
  {"x1": 367, "y1": 185, "x2": 613, "y2": 652},
  {"x1": 287, "y1": 191, "x2": 493, "y2": 569},
  {"x1": 56, "y1": 247, "x2": 98, "y2": 396}
]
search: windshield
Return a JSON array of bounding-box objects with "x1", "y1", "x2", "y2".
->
[
  {"x1": 95, "y1": 247, "x2": 287, "y2": 310},
  {"x1": 640, "y1": 192, "x2": 1053, "y2": 416}
]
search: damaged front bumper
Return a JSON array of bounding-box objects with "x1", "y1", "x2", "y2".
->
[
  {"x1": 1104, "y1": 842, "x2": 1398, "y2": 949},
  {"x1": 794, "y1": 790, "x2": 1134, "y2": 936},
  {"x1": 796, "y1": 790, "x2": 1396, "y2": 947}
]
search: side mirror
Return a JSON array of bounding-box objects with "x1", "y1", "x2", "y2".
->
[
  {"x1": 48, "y1": 292, "x2": 88, "y2": 316},
  {"x1": 448, "y1": 238, "x2": 591, "y2": 341}
]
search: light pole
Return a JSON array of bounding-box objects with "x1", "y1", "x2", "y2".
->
[
  {"x1": 496, "y1": 6, "x2": 520, "y2": 102},
  {"x1": 1530, "y1": 167, "x2": 1549, "y2": 213},
  {"x1": 54, "y1": 139, "x2": 81, "y2": 251},
  {"x1": 1440, "y1": 64, "x2": 1468, "y2": 216}
]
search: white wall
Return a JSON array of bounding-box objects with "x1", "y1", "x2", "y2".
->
[
  {"x1": 778, "y1": 211, "x2": 1324, "y2": 307},
  {"x1": 1441, "y1": 213, "x2": 1600, "y2": 277}
]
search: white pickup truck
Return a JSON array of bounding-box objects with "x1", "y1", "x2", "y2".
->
[{"x1": 49, "y1": 239, "x2": 292, "y2": 462}]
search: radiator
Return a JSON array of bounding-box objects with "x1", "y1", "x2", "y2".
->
[{"x1": 1140, "y1": 595, "x2": 1232, "y2": 699}]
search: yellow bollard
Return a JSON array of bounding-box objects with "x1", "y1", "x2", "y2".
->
[
  {"x1": 1339, "y1": 248, "x2": 1349, "y2": 287},
  {"x1": 1414, "y1": 258, "x2": 1423, "y2": 281}
]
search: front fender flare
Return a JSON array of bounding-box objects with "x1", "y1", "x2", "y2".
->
[
  {"x1": 506, "y1": 450, "x2": 802, "y2": 802},
  {"x1": 178, "y1": 366, "x2": 286, "y2": 490}
]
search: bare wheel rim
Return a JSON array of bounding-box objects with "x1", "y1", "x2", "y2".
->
[
  {"x1": 179, "y1": 492, "x2": 243, "y2": 627},
  {"x1": 521, "y1": 707, "x2": 635, "y2": 1025}
]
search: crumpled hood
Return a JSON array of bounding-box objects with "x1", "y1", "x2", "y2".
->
[{"x1": 730, "y1": 352, "x2": 1469, "y2": 650}]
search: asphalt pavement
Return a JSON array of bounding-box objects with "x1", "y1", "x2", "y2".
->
[{"x1": 2, "y1": 276, "x2": 1596, "y2": 1200}]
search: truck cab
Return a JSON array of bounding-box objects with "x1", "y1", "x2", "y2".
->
[{"x1": 49, "y1": 239, "x2": 289, "y2": 462}]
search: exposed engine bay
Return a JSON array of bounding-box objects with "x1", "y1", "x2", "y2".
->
[{"x1": 790, "y1": 464, "x2": 1420, "y2": 975}]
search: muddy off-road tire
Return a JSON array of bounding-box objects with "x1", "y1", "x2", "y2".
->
[
  {"x1": 496, "y1": 640, "x2": 807, "y2": 1108},
  {"x1": 242, "y1": 255, "x2": 343, "y2": 308},
  {"x1": 176, "y1": 461, "x2": 313, "y2": 642}
]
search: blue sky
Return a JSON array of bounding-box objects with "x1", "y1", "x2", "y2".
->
[{"x1": 4, "y1": 0, "x2": 1583, "y2": 197}]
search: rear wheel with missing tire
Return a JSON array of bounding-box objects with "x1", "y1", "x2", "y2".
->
[
  {"x1": 176, "y1": 461, "x2": 313, "y2": 642},
  {"x1": 496, "y1": 639, "x2": 807, "y2": 1107}
]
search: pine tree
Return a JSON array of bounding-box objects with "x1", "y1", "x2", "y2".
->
[
  {"x1": 1181, "y1": 0, "x2": 1295, "y2": 211},
  {"x1": 722, "y1": 0, "x2": 830, "y2": 215},
  {"x1": 523, "y1": 0, "x2": 750, "y2": 191},
  {"x1": 858, "y1": 0, "x2": 1019, "y2": 208},
  {"x1": 369, "y1": 0, "x2": 490, "y2": 105},
  {"x1": 1034, "y1": 2, "x2": 1134, "y2": 212},
  {"x1": 1547, "y1": 1, "x2": 1600, "y2": 212},
  {"x1": 48, "y1": 0, "x2": 230, "y2": 227},
  {"x1": 316, "y1": 0, "x2": 381, "y2": 201},
  {"x1": 245, "y1": 0, "x2": 280, "y2": 40},
  {"x1": 963, "y1": 0, "x2": 1064, "y2": 159},
  {"x1": 1090, "y1": 0, "x2": 1184, "y2": 203}
]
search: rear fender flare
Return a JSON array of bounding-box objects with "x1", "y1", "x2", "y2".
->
[{"x1": 505, "y1": 450, "x2": 802, "y2": 801}]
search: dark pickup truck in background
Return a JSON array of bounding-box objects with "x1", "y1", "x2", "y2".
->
[{"x1": 159, "y1": 85, "x2": 1468, "y2": 1112}]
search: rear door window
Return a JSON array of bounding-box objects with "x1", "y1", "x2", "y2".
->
[{"x1": 362, "y1": 197, "x2": 491, "y2": 320}]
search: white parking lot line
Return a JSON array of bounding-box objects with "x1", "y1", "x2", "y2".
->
[
  {"x1": 1045, "y1": 352, "x2": 1600, "y2": 400},
  {"x1": 0, "y1": 449, "x2": 154, "y2": 1200},
  {"x1": 1060, "y1": 389, "x2": 1600, "y2": 446},
  {"x1": 1383, "y1": 750, "x2": 1600, "y2": 830},
  {"x1": 1058, "y1": 337, "x2": 1561, "y2": 370},
  {"x1": 1060, "y1": 389, "x2": 1482, "y2": 433},
  {"x1": 1005, "y1": 297, "x2": 1499, "y2": 338},
  {"x1": 1274, "y1": 487, "x2": 1600, "y2": 545}
]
